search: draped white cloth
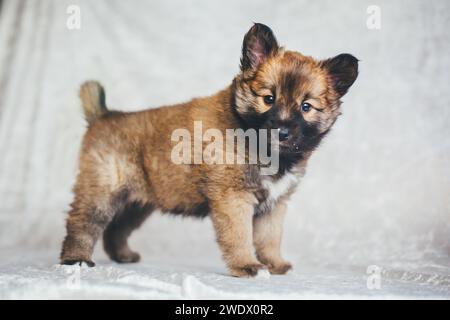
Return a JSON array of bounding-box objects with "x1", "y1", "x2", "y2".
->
[{"x1": 0, "y1": 0, "x2": 449, "y2": 298}]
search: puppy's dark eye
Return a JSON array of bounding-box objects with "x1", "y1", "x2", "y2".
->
[
  {"x1": 263, "y1": 95, "x2": 275, "y2": 105},
  {"x1": 301, "y1": 102, "x2": 312, "y2": 112}
]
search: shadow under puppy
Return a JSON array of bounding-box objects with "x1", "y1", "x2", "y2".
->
[{"x1": 60, "y1": 23, "x2": 358, "y2": 277}]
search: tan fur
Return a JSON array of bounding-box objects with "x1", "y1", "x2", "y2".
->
[
  {"x1": 210, "y1": 190, "x2": 265, "y2": 277},
  {"x1": 79, "y1": 81, "x2": 107, "y2": 124},
  {"x1": 60, "y1": 24, "x2": 358, "y2": 276},
  {"x1": 253, "y1": 200, "x2": 291, "y2": 274}
]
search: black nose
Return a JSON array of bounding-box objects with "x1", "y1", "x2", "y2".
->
[{"x1": 278, "y1": 127, "x2": 290, "y2": 141}]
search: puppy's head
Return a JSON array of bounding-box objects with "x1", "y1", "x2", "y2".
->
[{"x1": 234, "y1": 23, "x2": 358, "y2": 156}]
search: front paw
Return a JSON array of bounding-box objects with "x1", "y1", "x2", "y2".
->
[
  {"x1": 267, "y1": 261, "x2": 292, "y2": 275},
  {"x1": 229, "y1": 263, "x2": 268, "y2": 278}
]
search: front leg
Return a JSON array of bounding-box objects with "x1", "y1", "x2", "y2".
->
[
  {"x1": 210, "y1": 191, "x2": 266, "y2": 277},
  {"x1": 253, "y1": 200, "x2": 292, "y2": 275}
]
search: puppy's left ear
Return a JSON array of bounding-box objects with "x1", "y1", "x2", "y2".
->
[
  {"x1": 322, "y1": 54, "x2": 359, "y2": 97},
  {"x1": 241, "y1": 23, "x2": 279, "y2": 72}
]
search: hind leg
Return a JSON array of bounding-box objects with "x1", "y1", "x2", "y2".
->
[
  {"x1": 103, "y1": 202, "x2": 153, "y2": 263},
  {"x1": 60, "y1": 197, "x2": 116, "y2": 267},
  {"x1": 60, "y1": 176, "x2": 131, "y2": 266}
]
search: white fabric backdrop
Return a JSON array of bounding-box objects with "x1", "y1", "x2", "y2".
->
[{"x1": 0, "y1": 0, "x2": 449, "y2": 276}]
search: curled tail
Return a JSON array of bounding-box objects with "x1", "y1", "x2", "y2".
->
[{"x1": 79, "y1": 81, "x2": 108, "y2": 124}]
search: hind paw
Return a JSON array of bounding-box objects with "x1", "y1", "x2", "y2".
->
[{"x1": 61, "y1": 259, "x2": 95, "y2": 267}]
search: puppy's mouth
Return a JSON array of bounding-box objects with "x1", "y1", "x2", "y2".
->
[
  {"x1": 279, "y1": 141, "x2": 302, "y2": 154},
  {"x1": 269, "y1": 138, "x2": 303, "y2": 154}
]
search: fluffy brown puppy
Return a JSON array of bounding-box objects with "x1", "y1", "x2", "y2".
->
[{"x1": 60, "y1": 23, "x2": 358, "y2": 277}]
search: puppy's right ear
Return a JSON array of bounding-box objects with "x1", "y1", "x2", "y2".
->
[
  {"x1": 241, "y1": 23, "x2": 279, "y2": 72},
  {"x1": 322, "y1": 54, "x2": 359, "y2": 97}
]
